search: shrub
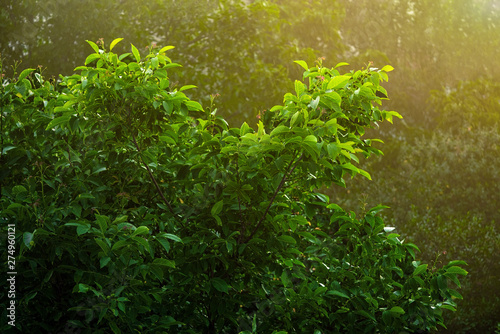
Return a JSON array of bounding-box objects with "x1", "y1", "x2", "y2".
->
[{"x1": 0, "y1": 40, "x2": 466, "y2": 333}]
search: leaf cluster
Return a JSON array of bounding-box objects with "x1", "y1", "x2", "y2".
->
[{"x1": 0, "y1": 40, "x2": 466, "y2": 333}]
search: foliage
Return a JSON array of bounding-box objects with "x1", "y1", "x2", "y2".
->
[
  {"x1": 328, "y1": 79, "x2": 500, "y2": 333},
  {"x1": 0, "y1": 0, "x2": 345, "y2": 125},
  {"x1": 0, "y1": 40, "x2": 467, "y2": 333}
]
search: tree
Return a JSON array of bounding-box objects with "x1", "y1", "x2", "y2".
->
[{"x1": 0, "y1": 40, "x2": 466, "y2": 333}]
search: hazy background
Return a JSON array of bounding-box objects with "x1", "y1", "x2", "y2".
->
[{"x1": 1, "y1": 0, "x2": 499, "y2": 332}]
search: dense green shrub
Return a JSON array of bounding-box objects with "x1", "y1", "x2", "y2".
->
[{"x1": 0, "y1": 40, "x2": 467, "y2": 333}]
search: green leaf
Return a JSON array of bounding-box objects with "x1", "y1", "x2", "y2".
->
[
  {"x1": 445, "y1": 260, "x2": 468, "y2": 268},
  {"x1": 295, "y1": 80, "x2": 305, "y2": 96},
  {"x1": 95, "y1": 238, "x2": 110, "y2": 253},
  {"x1": 381, "y1": 65, "x2": 394, "y2": 72},
  {"x1": 327, "y1": 143, "x2": 341, "y2": 160},
  {"x1": 100, "y1": 257, "x2": 111, "y2": 268},
  {"x1": 327, "y1": 290, "x2": 350, "y2": 299},
  {"x1": 446, "y1": 266, "x2": 468, "y2": 276},
  {"x1": 18, "y1": 68, "x2": 35, "y2": 81},
  {"x1": 413, "y1": 264, "x2": 428, "y2": 276},
  {"x1": 96, "y1": 215, "x2": 108, "y2": 233},
  {"x1": 240, "y1": 122, "x2": 252, "y2": 136},
  {"x1": 280, "y1": 271, "x2": 291, "y2": 287},
  {"x1": 77, "y1": 225, "x2": 91, "y2": 236},
  {"x1": 150, "y1": 57, "x2": 159, "y2": 69},
  {"x1": 390, "y1": 306, "x2": 405, "y2": 315},
  {"x1": 78, "y1": 283, "x2": 90, "y2": 293},
  {"x1": 158, "y1": 45, "x2": 175, "y2": 54},
  {"x1": 46, "y1": 116, "x2": 71, "y2": 130},
  {"x1": 132, "y1": 226, "x2": 149, "y2": 237},
  {"x1": 131, "y1": 44, "x2": 141, "y2": 62},
  {"x1": 23, "y1": 232, "x2": 33, "y2": 248},
  {"x1": 159, "y1": 136, "x2": 176, "y2": 145},
  {"x1": 185, "y1": 100, "x2": 203, "y2": 111},
  {"x1": 211, "y1": 200, "x2": 223, "y2": 216},
  {"x1": 382, "y1": 310, "x2": 392, "y2": 324},
  {"x1": 211, "y1": 278, "x2": 229, "y2": 293},
  {"x1": 153, "y1": 258, "x2": 175, "y2": 268},
  {"x1": 334, "y1": 62, "x2": 349, "y2": 69},
  {"x1": 294, "y1": 60, "x2": 309, "y2": 71},
  {"x1": 161, "y1": 233, "x2": 182, "y2": 243},
  {"x1": 327, "y1": 75, "x2": 350, "y2": 90},
  {"x1": 290, "y1": 111, "x2": 300, "y2": 128},
  {"x1": 112, "y1": 240, "x2": 129, "y2": 251},
  {"x1": 110, "y1": 38, "x2": 124, "y2": 51},
  {"x1": 85, "y1": 53, "x2": 101, "y2": 65},
  {"x1": 179, "y1": 85, "x2": 197, "y2": 92},
  {"x1": 270, "y1": 125, "x2": 290, "y2": 137},
  {"x1": 277, "y1": 235, "x2": 296, "y2": 244},
  {"x1": 156, "y1": 238, "x2": 170, "y2": 253},
  {"x1": 86, "y1": 40, "x2": 100, "y2": 54},
  {"x1": 440, "y1": 304, "x2": 456, "y2": 312}
]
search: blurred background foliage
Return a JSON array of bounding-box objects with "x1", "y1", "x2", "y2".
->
[{"x1": 1, "y1": 0, "x2": 499, "y2": 332}]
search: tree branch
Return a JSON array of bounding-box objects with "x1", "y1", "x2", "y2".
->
[
  {"x1": 131, "y1": 132, "x2": 184, "y2": 227},
  {"x1": 245, "y1": 153, "x2": 304, "y2": 243}
]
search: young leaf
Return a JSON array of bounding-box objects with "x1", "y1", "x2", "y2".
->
[
  {"x1": 158, "y1": 45, "x2": 175, "y2": 54},
  {"x1": 18, "y1": 68, "x2": 35, "y2": 82},
  {"x1": 85, "y1": 53, "x2": 101, "y2": 65},
  {"x1": 86, "y1": 40, "x2": 100, "y2": 54},
  {"x1": 381, "y1": 65, "x2": 394, "y2": 72},
  {"x1": 294, "y1": 60, "x2": 309, "y2": 71},
  {"x1": 131, "y1": 44, "x2": 141, "y2": 62},
  {"x1": 179, "y1": 85, "x2": 197, "y2": 92},
  {"x1": 185, "y1": 100, "x2": 203, "y2": 111},
  {"x1": 334, "y1": 62, "x2": 350, "y2": 69},
  {"x1": 109, "y1": 38, "x2": 124, "y2": 51},
  {"x1": 327, "y1": 75, "x2": 350, "y2": 90}
]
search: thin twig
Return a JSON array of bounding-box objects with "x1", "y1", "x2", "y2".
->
[
  {"x1": 245, "y1": 153, "x2": 304, "y2": 242},
  {"x1": 131, "y1": 132, "x2": 184, "y2": 227}
]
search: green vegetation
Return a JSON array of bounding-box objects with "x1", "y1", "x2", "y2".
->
[
  {"x1": 0, "y1": 40, "x2": 467, "y2": 333},
  {"x1": 1, "y1": 0, "x2": 499, "y2": 332}
]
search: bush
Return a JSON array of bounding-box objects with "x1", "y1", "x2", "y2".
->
[{"x1": 0, "y1": 40, "x2": 466, "y2": 333}]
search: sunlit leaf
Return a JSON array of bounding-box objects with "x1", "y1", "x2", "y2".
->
[
  {"x1": 86, "y1": 40, "x2": 100, "y2": 54},
  {"x1": 158, "y1": 45, "x2": 175, "y2": 54},
  {"x1": 131, "y1": 44, "x2": 141, "y2": 62},
  {"x1": 109, "y1": 38, "x2": 124, "y2": 51},
  {"x1": 85, "y1": 53, "x2": 101, "y2": 65},
  {"x1": 294, "y1": 60, "x2": 309, "y2": 71}
]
